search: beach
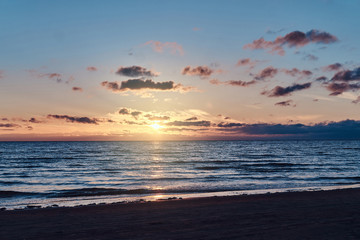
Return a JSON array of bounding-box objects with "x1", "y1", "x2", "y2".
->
[{"x1": 1, "y1": 188, "x2": 360, "y2": 240}]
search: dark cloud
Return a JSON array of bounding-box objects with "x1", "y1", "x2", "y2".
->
[
  {"x1": 228, "y1": 120, "x2": 360, "y2": 139},
  {"x1": 182, "y1": 66, "x2": 214, "y2": 77},
  {"x1": 1, "y1": 118, "x2": 9, "y2": 121},
  {"x1": 323, "y1": 63, "x2": 342, "y2": 72},
  {"x1": 210, "y1": 79, "x2": 257, "y2": 87},
  {"x1": 0, "y1": 123, "x2": 20, "y2": 128},
  {"x1": 186, "y1": 117, "x2": 198, "y2": 121},
  {"x1": 262, "y1": 82, "x2": 312, "y2": 97},
  {"x1": 116, "y1": 66, "x2": 158, "y2": 77},
  {"x1": 255, "y1": 66, "x2": 278, "y2": 80},
  {"x1": 101, "y1": 79, "x2": 190, "y2": 92},
  {"x1": 118, "y1": 108, "x2": 143, "y2": 119},
  {"x1": 282, "y1": 68, "x2": 312, "y2": 78},
  {"x1": 145, "y1": 114, "x2": 170, "y2": 121},
  {"x1": 318, "y1": 67, "x2": 360, "y2": 95},
  {"x1": 316, "y1": 76, "x2": 328, "y2": 81},
  {"x1": 274, "y1": 100, "x2": 296, "y2": 107},
  {"x1": 119, "y1": 108, "x2": 130, "y2": 115},
  {"x1": 217, "y1": 122, "x2": 243, "y2": 127},
  {"x1": 331, "y1": 67, "x2": 360, "y2": 82},
  {"x1": 72, "y1": 87, "x2": 83, "y2": 92},
  {"x1": 86, "y1": 66, "x2": 97, "y2": 71},
  {"x1": 47, "y1": 115, "x2": 100, "y2": 124},
  {"x1": 244, "y1": 30, "x2": 338, "y2": 55},
  {"x1": 326, "y1": 82, "x2": 360, "y2": 96},
  {"x1": 166, "y1": 120, "x2": 211, "y2": 127},
  {"x1": 29, "y1": 118, "x2": 42, "y2": 123},
  {"x1": 226, "y1": 80, "x2": 257, "y2": 87}
]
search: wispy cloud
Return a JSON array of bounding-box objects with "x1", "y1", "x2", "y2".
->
[
  {"x1": 274, "y1": 100, "x2": 296, "y2": 107},
  {"x1": 166, "y1": 120, "x2": 212, "y2": 127},
  {"x1": 144, "y1": 40, "x2": 184, "y2": 55}
]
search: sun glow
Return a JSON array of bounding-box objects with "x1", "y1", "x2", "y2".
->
[{"x1": 150, "y1": 123, "x2": 163, "y2": 130}]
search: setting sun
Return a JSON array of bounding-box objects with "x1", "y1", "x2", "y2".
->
[{"x1": 150, "y1": 123, "x2": 163, "y2": 130}]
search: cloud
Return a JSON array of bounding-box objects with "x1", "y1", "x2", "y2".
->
[
  {"x1": 86, "y1": 66, "x2": 97, "y2": 71},
  {"x1": 262, "y1": 82, "x2": 312, "y2": 97},
  {"x1": 226, "y1": 80, "x2": 257, "y2": 87},
  {"x1": 236, "y1": 58, "x2": 258, "y2": 69},
  {"x1": 323, "y1": 63, "x2": 342, "y2": 72},
  {"x1": 186, "y1": 117, "x2": 198, "y2": 121},
  {"x1": 144, "y1": 41, "x2": 184, "y2": 55},
  {"x1": 47, "y1": 114, "x2": 100, "y2": 124},
  {"x1": 281, "y1": 68, "x2": 312, "y2": 78},
  {"x1": 318, "y1": 67, "x2": 360, "y2": 95},
  {"x1": 166, "y1": 120, "x2": 211, "y2": 127},
  {"x1": 145, "y1": 114, "x2": 170, "y2": 121},
  {"x1": 217, "y1": 122, "x2": 243, "y2": 127},
  {"x1": 219, "y1": 120, "x2": 360, "y2": 139},
  {"x1": 0, "y1": 70, "x2": 4, "y2": 79},
  {"x1": 274, "y1": 100, "x2": 296, "y2": 107},
  {"x1": 119, "y1": 108, "x2": 130, "y2": 115},
  {"x1": 116, "y1": 66, "x2": 158, "y2": 77},
  {"x1": 72, "y1": 87, "x2": 83, "y2": 92},
  {"x1": 29, "y1": 118, "x2": 42, "y2": 123},
  {"x1": 193, "y1": 27, "x2": 200, "y2": 31},
  {"x1": 244, "y1": 29, "x2": 338, "y2": 55},
  {"x1": 254, "y1": 66, "x2": 278, "y2": 80},
  {"x1": 303, "y1": 54, "x2": 318, "y2": 61},
  {"x1": 331, "y1": 67, "x2": 360, "y2": 82},
  {"x1": 0, "y1": 123, "x2": 21, "y2": 128},
  {"x1": 326, "y1": 82, "x2": 360, "y2": 96},
  {"x1": 131, "y1": 111, "x2": 142, "y2": 119},
  {"x1": 101, "y1": 79, "x2": 192, "y2": 92},
  {"x1": 182, "y1": 66, "x2": 214, "y2": 78},
  {"x1": 209, "y1": 79, "x2": 257, "y2": 87},
  {"x1": 118, "y1": 108, "x2": 143, "y2": 119}
]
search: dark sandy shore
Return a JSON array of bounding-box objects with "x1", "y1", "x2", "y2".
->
[{"x1": 1, "y1": 188, "x2": 360, "y2": 240}]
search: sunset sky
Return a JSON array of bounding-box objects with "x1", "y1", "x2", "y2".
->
[{"x1": 1, "y1": 0, "x2": 360, "y2": 140}]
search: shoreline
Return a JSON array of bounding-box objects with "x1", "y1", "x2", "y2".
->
[
  {"x1": 2, "y1": 183, "x2": 360, "y2": 211},
  {"x1": 1, "y1": 187, "x2": 360, "y2": 239}
]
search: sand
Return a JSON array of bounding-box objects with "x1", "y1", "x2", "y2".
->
[{"x1": 1, "y1": 188, "x2": 360, "y2": 240}]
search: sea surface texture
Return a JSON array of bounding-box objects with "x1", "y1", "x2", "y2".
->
[{"x1": 1, "y1": 140, "x2": 360, "y2": 209}]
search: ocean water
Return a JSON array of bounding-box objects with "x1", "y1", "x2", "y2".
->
[{"x1": 1, "y1": 140, "x2": 360, "y2": 209}]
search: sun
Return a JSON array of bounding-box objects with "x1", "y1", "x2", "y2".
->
[{"x1": 150, "y1": 123, "x2": 162, "y2": 130}]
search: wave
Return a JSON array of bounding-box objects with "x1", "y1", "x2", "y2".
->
[{"x1": 0, "y1": 191, "x2": 40, "y2": 198}]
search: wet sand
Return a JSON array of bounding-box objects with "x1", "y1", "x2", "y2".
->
[{"x1": 1, "y1": 188, "x2": 360, "y2": 240}]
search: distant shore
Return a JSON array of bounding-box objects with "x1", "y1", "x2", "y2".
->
[{"x1": 1, "y1": 187, "x2": 360, "y2": 240}]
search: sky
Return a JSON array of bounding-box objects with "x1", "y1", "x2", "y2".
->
[{"x1": 1, "y1": 0, "x2": 360, "y2": 140}]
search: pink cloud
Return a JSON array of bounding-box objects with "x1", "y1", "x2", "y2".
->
[
  {"x1": 144, "y1": 41, "x2": 184, "y2": 55},
  {"x1": 87, "y1": 66, "x2": 97, "y2": 71}
]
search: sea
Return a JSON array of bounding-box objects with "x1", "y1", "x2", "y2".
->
[{"x1": 1, "y1": 140, "x2": 360, "y2": 210}]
